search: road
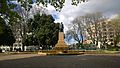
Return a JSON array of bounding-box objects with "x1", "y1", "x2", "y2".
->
[{"x1": 0, "y1": 54, "x2": 120, "y2": 68}]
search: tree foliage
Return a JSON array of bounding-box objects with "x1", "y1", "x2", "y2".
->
[
  {"x1": 26, "y1": 14, "x2": 59, "y2": 49},
  {"x1": 66, "y1": 16, "x2": 85, "y2": 48},
  {"x1": 17, "y1": 0, "x2": 87, "y2": 11},
  {"x1": 81, "y1": 12, "x2": 106, "y2": 45},
  {"x1": 0, "y1": 0, "x2": 21, "y2": 47},
  {"x1": 110, "y1": 15, "x2": 120, "y2": 46},
  {"x1": 67, "y1": 12, "x2": 106, "y2": 49},
  {"x1": 0, "y1": 17, "x2": 15, "y2": 46},
  {"x1": 0, "y1": 0, "x2": 21, "y2": 25}
]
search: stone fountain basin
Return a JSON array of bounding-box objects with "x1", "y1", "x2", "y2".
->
[{"x1": 38, "y1": 50, "x2": 84, "y2": 55}]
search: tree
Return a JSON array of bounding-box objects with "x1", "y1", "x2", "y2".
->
[
  {"x1": 79, "y1": 12, "x2": 106, "y2": 46},
  {"x1": 66, "y1": 16, "x2": 86, "y2": 49},
  {"x1": 67, "y1": 12, "x2": 106, "y2": 49},
  {"x1": 27, "y1": 14, "x2": 59, "y2": 49},
  {"x1": 0, "y1": 18, "x2": 6, "y2": 37},
  {"x1": 0, "y1": 17, "x2": 15, "y2": 46},
  {"x1": 110, "y1": 15, "x2": 120, "y2": 47},
  {"x1": 0, "y1": 0, "x2": 21, "y2": 25},
  {"x1": 17, "y1": 0, "x2": 86, "y2": 11},
  {"x1": 0, "y1": 0, "x2": 21, "y2": 47}
]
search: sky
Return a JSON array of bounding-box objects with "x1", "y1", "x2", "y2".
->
[{"x1": 46, "y1": 0, "x2": 120, "y2": 33}]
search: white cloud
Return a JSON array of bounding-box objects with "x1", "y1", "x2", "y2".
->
[
  {"x1": 45, "y1": 4, "x2": 56, "y2": 14},
  {"x1": 108, "y1": 14, "x2": 118, "y2": 21},
  {"x1": 45, "y1": 0, "x2": 120, "y2": 33}
]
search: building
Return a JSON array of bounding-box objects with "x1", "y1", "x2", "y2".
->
[
  {"x1": 85, "y1": 20, "x2": 120, "y2": 49},
  {"x1": 100, "y1": 21, "x2": 115, "y2": 48}
]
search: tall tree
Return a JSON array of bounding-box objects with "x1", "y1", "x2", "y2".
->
[
  {"x1": 66, "y1": 17, "x2": 85, "y2": 49},
  {"x1": 0, "y1": 0, "x2": 21, "y2": 25},
  {"x1": 67, "y1": 12, "x2": 106, "y2": 49},
  {"x1": 0, "y1": 0, "x2": 21, "y2": 46},
  {"x1": 27, "y1": 14, "x2": 59, "y2": 49},
  {"x1": 110, "y1": 15, "x2": 120, "y2": 47},
  {"x1": 80, "y1": 12, "x2": 106, "y2": 46},
  {"x1": 0, "y1": 17, "x2": 15, "y2": 46}
]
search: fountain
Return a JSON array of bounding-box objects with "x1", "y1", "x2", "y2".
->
[{"x1": 38, "y1": 23, "x2": 84, "y2": 55}]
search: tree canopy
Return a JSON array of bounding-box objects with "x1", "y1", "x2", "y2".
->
[
  {"x1": 110, "y1": 15, "x2": 120, "y2": 47},
  {"x1": 0, "y1": 17, "x2": 15, "y2": 46},
  {"x1": 17, "y1": 0, "x2": 86, "y2": 11},
  {"x1": 66, "y1": 12, "x2": 106, "y2": 49},
  {"x1": 25, "y1": 14, "x2": 59, "y2": 49}
]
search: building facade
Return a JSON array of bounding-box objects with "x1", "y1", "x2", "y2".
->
[
  {"x1": 85, "y1": 20, "x2": 120, "y2": 49},
  {"x1": 100, "y1": 21, "x2": 115, "y2": 49}
]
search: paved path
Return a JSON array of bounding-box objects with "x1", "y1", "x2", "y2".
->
[
  {"x1": 0, "y1": 54, "x2": 40, "y2": 61},
  {"x1": 0, "y1": 54, "x2": 120, "y2": 68}
]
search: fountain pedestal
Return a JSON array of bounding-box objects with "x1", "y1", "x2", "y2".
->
[{"x1": 54, "y1": 32, "x2": 68, "y2": 51}]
